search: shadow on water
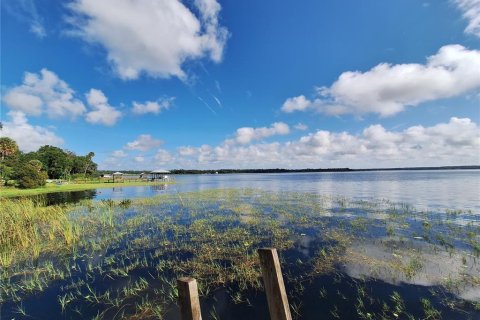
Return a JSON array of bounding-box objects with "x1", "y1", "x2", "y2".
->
[{"x1": 25, "y1": 189, "x2": 98, "y2": 205}]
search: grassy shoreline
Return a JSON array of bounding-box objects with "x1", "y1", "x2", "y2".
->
[{"x1": 0, "y1": 180, "x2": 175, "y2": 198}]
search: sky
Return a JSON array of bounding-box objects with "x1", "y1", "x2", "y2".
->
[{"x1": 1, "y1": 0, "x2": 479, "y2": 170}]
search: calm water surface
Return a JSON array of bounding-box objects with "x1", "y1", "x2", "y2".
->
[
  {"x1": 4, "y1": 170, "x2": 480, "y2": 319},
  {"x1": 49, "y1": 170, "x2": 480, "y2": 211}
]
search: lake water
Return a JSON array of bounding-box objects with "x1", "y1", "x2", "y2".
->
[
  {"x1": 4, "y1": 170, "x2": 480, "y2": 319},
  {"x1": 48, "y1": 170, "x2": 480, "y2": 212}
]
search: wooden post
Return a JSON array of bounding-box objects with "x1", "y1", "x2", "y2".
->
[
  {"x1": 177, "y1": 277, "x2": 202, "y2": 320},
  {"x1": 258, "y1": 248, "x2": 292, "y2": 320}
]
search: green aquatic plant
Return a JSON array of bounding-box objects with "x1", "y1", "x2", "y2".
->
[
  {"x1": 421, "y1": 298, "x2": 442, "y2": 319},
  {"x1": 1, "y1": 189, "x2": 478, "y2": 319}
]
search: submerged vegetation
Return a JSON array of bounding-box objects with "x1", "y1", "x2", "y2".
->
[{"x1": 1, "y1": 189, "x2": 479, "y2": 319}]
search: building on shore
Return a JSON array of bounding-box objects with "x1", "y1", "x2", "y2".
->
[{"x1": 149, "y1": 169, "x2": 172, "y2": 181}]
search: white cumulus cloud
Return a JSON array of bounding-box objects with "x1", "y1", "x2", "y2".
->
[
  {"x1": 177, "y1": 146, "x2": 197, "y2": 156},
  {"x1": 3, "y1": 68, "x2": 86, "y2": 118},
  {"x1": 281, "y1": 95, "x2": 312, "y2": 113},
  {"x1": 0, "y1": 111, "x2": 64, "y2": 152},
  {"x1": 85, "y1": 89, "x2": 122, "y2": 126},
  {"x1": 98, "y1": 118, "x2": 479, "y2": 170},
  {"x1": 170, "y1": 118, "x2": 480, "y2": 169},
  {"x1": 125, "y1": 134, "x2": 163, "y2": 151},
  {"x1": 132, "y1": 97, "x2": 174, "y2": 115},
  {"x1": 67, "y1": 0, "x2": 228, "y2": 80},
  {"x1": 282, "y1": 45, "x2": 480, "y2": 117},
  {"x1": 234, "y1": 122, "x2": 290, "y2": 145}
]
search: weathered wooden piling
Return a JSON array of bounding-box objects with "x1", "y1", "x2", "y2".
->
[
  {"x1": 258, "y1": 248, "x2": 292, "y2": 320},
  {"x1": 177, "y1": 277, "x2": 202, "y2": 320}
]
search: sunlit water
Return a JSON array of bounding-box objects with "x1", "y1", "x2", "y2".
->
[
  {"x1": 4, "y1": 170, "x2": 480, "y2": 319},
  {"x1": 48, "y1": 170, "x2": 480, "y2": 211}
]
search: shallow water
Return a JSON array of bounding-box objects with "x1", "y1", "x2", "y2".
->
[
  {"x1": 42, "y1": 170, "x2": 480, "y2": 211},
  {"x1": 2, "y1": 171, "x2": 480, "y2": 319}
]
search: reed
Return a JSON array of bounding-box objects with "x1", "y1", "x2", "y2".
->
[{"x1": 0, "y1": 198, "x2": 79, "y2": 267}]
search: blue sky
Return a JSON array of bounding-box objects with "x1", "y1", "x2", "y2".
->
[{"x1": 1, "y1": 0, "x2": 479, "y2": 169}]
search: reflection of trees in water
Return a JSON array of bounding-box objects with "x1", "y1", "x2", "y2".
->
[
  {"x1": 112, "y1": 187, "x2": 123, "y2": 193},
  {"x1": 39, "y1": 190, "x2": 97, "y2": 205},
  {"x1": 150, "y1": 184, "x2": 168, "y2": 192}
]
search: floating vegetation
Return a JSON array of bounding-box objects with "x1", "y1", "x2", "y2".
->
[{"x1": 0, "y1": 189, "x2": 479, "y2": 319}]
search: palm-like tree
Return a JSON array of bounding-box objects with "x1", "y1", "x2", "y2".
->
[{"x1": 0, "y1": 137, "x2": 19, "y2": 160}]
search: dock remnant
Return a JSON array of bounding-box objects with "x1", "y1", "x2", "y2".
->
[
  {"x1": 258, "y1": 248, "x2": 292, "y2": 320},
  {"x1": 176, "y1": 248, "x2": 292, "y2": 320},
  {"x1": 177, "y1": 277, "x2": 202, "y2": 320}
]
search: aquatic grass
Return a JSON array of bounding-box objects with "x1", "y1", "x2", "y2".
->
[
  {"x1": 1, "y1": 189, "x2": 479, "y2": 319},
  {"x1": 0, "y1": 198, "x2": 79, "y2": 267}
]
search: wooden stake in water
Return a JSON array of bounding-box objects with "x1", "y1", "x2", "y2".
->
[
  {"x1": 177, "y1": 277, "x2": 202, "y2": 320},
  {"x1": 258, "y1": 248, "x2": 292, "y2": 320}
]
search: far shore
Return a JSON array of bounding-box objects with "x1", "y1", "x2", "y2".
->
[{"x1": 0, "y1": 180, "x2": 175, "y2": 198}]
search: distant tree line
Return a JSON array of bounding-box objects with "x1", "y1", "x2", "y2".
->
[
  {"x1": 97, "y1": 168, "x2": 353, "y2": 175},
  {"x1": 0, "y1": 137, "x2": 97, "y2": 189},
  {"x1": 99, "y1": 165, "x2": 480, "y2": 176},
  {"x1": 169, "y1": 168, "x2": 353, "y2": 174}
]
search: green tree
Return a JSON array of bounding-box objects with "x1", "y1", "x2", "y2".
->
[
  {"x1": 0, "y1": 137, "x2": 20, "y2": 185},
  {"x1": 14, "y1": 163, "x2": 48, "y2": 189},
  {"x1": 83, "y1": 152, "x2": 95, "y2": 176},
  {"x1": 0, "y1": 137, "x2": 19, "y2": 161},
  {"x1": 37, "y1": 145, "x2": 73, "y2": 179},
  {"x1": 0, "y1": 163, "x2": 14, "y2": 184},
  {"x1": 28, "y1": 159, "x2": 44, "y2": 172},
  {"x1": 71, "y1": 152, "x2": 97, "y2": 177}
]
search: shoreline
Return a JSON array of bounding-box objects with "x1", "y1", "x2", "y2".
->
[{"x1": 0, "y1": 180, "x2": 176, "y2": 198}]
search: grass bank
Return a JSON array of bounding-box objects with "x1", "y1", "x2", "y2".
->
[{"x1": 0, "y1": 180, "x2": 175, "y2": 198}]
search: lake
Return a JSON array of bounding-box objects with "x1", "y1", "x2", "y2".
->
[
  {"x1": 46, "y1": 170, "x2": 480, "y2": 211},
  {"x1": 2, "y1": 170, "x2": 479, "y2": 319}
]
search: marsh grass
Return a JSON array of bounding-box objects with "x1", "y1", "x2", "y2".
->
[
  {"x1": 1, "y1": 189, "x2": 479, "y2": 319},
  {"x1": 0, "y1": 198, "x2": 80, "y2": 267}
]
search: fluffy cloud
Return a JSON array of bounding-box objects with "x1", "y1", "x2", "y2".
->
[
  {"x1": 132, "y1": 97, "x2": 174, "y2": 115},
  {"x1": 0, "y1": 111, "x2": 63, "y2": 152},
  {"x1": 99, "y1": 118, "x2": 479, "y2": 170},
  {"x1": 178, "y1": 146, "x2": 197, "y2": 156},
  {"x1": 170, "y1": 117, "x2": 480, "y2": 169},
  {"x1": 3, "y1": 69, "x2": 124, "y2": 126},
  {"x1": 125, "y1": 134, "x2": 163, "y2": 151},
  {"x1": 455, "y1": 0, "x2": 480, "y2": 37},
  {"x1": 67, "y1": 0, "x2": 228, "y2": 80},
  {"x1": 102, "y1": 147, "x2": 172, "y2": 170},
  {"x1": 3, "y1": 69, "x2": 86, "y2": 118},
  {"x1": 233, "y1": 122, "x2": 290, "y2": 145},
  {"x1": 85, "y1": 89, "x2": 122, "y2": 126},
  {"x1": 282, "y1": 45, "x2": 480, "y2": 117},
  {"x1": 281, "y1": 95, "x2": 311, "y2": 113}
]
